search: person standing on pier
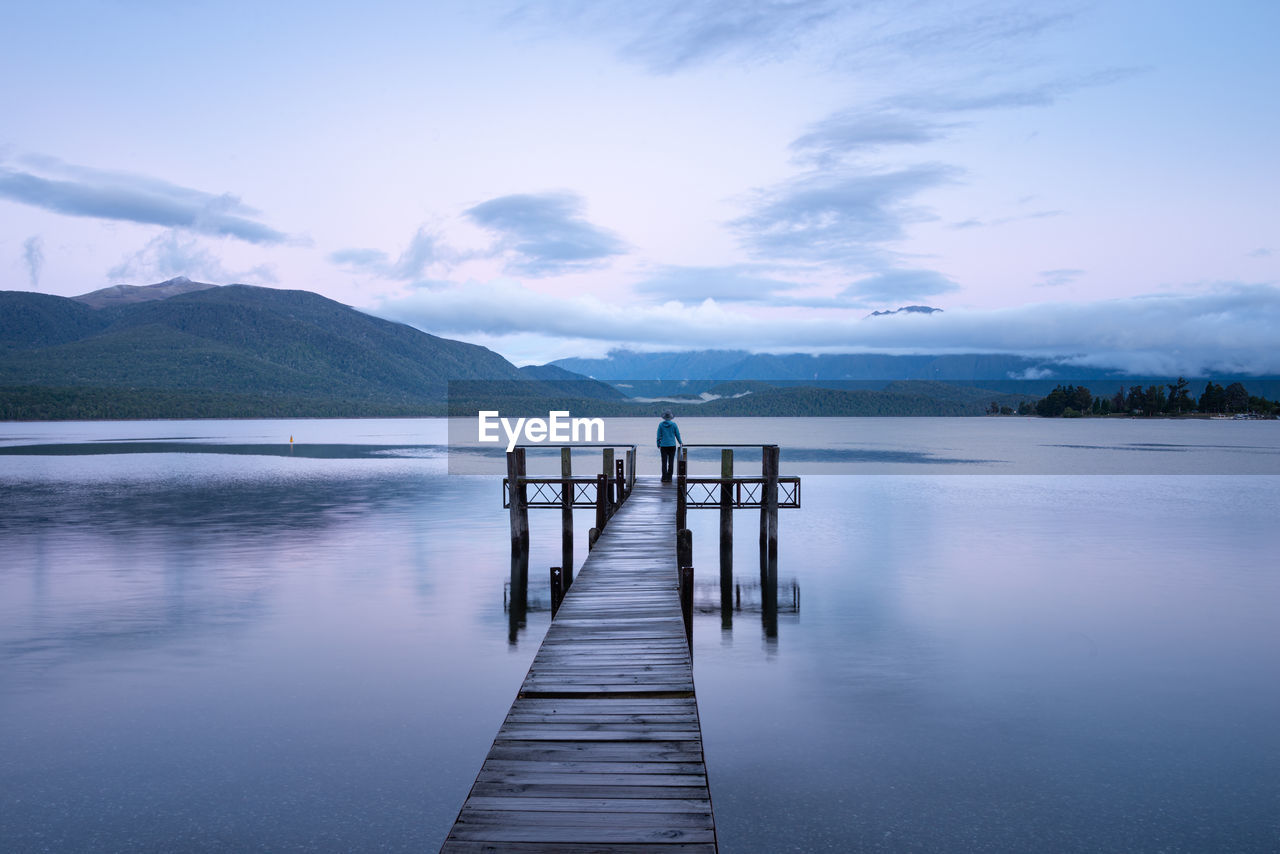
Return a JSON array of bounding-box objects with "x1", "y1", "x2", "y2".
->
[{"x1": 657, "y1": 410, "x2": 682, "y2": 482}]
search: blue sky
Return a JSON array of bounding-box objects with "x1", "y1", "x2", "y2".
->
[{"x1": 2, "y1": 0, "x2": 1277, "y2": 372}]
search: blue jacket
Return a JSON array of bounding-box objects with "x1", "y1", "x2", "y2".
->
[{"x1": 656, "y1": 419, "x2": 682, "y2": 447}]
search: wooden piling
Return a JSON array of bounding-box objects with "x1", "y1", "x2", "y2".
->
[
  {"x1": 677, "y1": 527, "x2": 693, "y2": 573},
  {"x1": 759, "y1": 444, "x2": 779, "y2": 562},
  {"x1": 602, "y1": 448, "x2": 615, "y2": 518},
  {"x1": 718, "y1": 449, "x2": 734, "y2": 630},
  {"x1": 506, "y1": 448, "x2": 529, "y2": 556},
  {"x1": 675, "y1": 453, "x2": 688, "y2": 531},
  {"x1": 679, "y1": 564, "x2": 694, "y2": 652},
  {"x1": 591, "y1": 472, "x2": 607, "y2": 549},
  {"x1": 760, "y1": 548, "x2": 778, "y2": 641},
  {"x1": 560, "y1": 447, "x2": 573, "y2": 585},
  {"x1": 720, "y1": 574, "x2": 734, "y2": 631},
  {"x1": 507, "y1": 550, "x2": 528, "y2": 646},
  {"x1": 720, "y1": 449, "x2": 733, "y2": 563},
  {"x1": 549, "y1": 566, "x2": 564, "y2": 618}
]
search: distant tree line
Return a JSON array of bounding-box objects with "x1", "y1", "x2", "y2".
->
[
  {"x1": 0, "y1": 385, "x2": 446, "y2": 421},
  {"x1": 1027, "y1": 378, "x2": 1279, "y2": 417}
]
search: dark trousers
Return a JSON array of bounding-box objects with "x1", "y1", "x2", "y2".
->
[{"x1": 660, "y1": 445, "x2": 676, "y2": 482}]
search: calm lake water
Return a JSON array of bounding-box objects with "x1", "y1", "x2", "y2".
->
[{"x1": 1, "y1": 418, "x2": 1278, "y2": 852}]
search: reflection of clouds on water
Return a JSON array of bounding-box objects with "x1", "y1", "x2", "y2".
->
[
  {"x1": 778, "y1": 447, "x2": 998, "y2": 465},
  {"x1": 1, "y1": 568, "x2": 271, "y2": 689},
  {"x1": 1, "y1": 475, "x2": 413, "y2": 686},
  {"x1": 0, "y1": 473, "x2": 432, "y2": 535},
  {"x1": 1046, "y1": 442, "x2": 1280, "y2": 454},
  {"x1": 91, "y1": 435, "x2": 213, "y2": 442},
  {"x1": 0, "y1": 471, "x2": 501, "y2": 692},
  {"x1": 684, "y1": 444, "x2": 998, "y2": 467}
]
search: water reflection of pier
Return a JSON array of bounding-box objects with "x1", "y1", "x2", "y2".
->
[
  {"x1": 693, "y1": 577, "x2": 801, "y2": 616},
  {"x1": 507, "y1": 575, "x2": 802, "y2": 641}
]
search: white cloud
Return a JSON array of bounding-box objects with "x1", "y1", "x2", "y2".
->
[
  {"x1": 1037, "y1": 268, "x2": 1084, "y2": 287},
  {"x1": 22, "y1": 235, "x2": 43, "y2": 289},
  {"x1": 731, "y1": 164, "x2": 961, "y2": 266},
  {"x1": 465, "y1": 192, "x2": 628, "y2": 276},
  {"x1": 516, "y1": 0, "x2": 847, "y2": 73},
  {"x1": 0, "y1": 153, "x2": 293, "y2": 245},
  {"x1": 108, "y1": 230, "x2": 278, "y2": 285},
  {"x1": 840, "y1": 269, "x2": 959, "y2": 303},
  {"x1": 372, "y1": 279, "x2": 1280, "y2": 375},
  {"x1": 632, "y1": 265, "x2": 801, "y2": 302},
  {"x1": 329, "y1": 227, "x2": 443, "y2": 280}
]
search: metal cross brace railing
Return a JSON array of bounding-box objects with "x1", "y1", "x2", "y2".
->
[
  {"x1": 682, "y1": 476, "x2": 801, "y2": 509},
  {"x1": 503, "y1": 476, "x2": 604, "y2": 509}
]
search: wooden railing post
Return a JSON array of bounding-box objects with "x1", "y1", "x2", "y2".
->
[
  {"x1": 615, "y1": 458, "x2": 625, "y2": 508},
  {"x1": 561, "y1": 447, "x2": 573, "y2": 586},
  {"x1": 507, "y1": 448, "x2": 529, "y2": 556}
]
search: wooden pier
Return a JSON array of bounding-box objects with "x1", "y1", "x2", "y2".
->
[{"x1": 441, "y1": 478, "x2": 717, "y2": 852}]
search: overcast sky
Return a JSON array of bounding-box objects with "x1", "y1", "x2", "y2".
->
[{"x1": 2, "y1": 1, "x2": 1277, "y2": 372}]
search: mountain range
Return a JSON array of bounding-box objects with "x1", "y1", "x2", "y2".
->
[
  {"x1": 554, "y1": 349, "x2": 1087, "y2": 384},
  {"x1": 4, "y1": 279, "x2": 1274, "y2": 420},
  {"x1": 0, "y1": 279, "x2": 617, "y2": 419},
  {"x1": 550, "y1": 350, "x2": 1280, "y2": 400}
]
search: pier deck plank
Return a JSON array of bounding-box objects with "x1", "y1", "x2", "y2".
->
[{"x1": 441, "y1": 479, "x2": 716, "y2": 853}]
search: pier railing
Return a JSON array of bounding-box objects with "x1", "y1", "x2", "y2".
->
[
  {"x1": 500, "y1": 442, "x2": 802, "y2": 644},
  {"x1": 512, "y1": 442, "x2": 637, "y2": 491},
  {"x1": 681, "y1": 476, "x2": 801, "y2": 508},
  {"x1": 502, "y1": 476, "x2": 608, "y2": 508}
]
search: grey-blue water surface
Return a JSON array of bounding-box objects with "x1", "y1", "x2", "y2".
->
[{"x1": 1, "y1": 418, "x2": 1277, "y2": 852}]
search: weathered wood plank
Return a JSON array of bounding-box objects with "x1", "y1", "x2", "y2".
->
[
  {"x1": 485, "y1": 742, "x2": 703, "y2": 763},
  {"x1": 463, "y1": 796, "x2": 712, "y2": 813},
  {"x1": 448, "y1": 820, "x2": 715, "y2": 843},
  {"x1": 504, "y1": 701, "x2": 696, "y2": 717},
  {"x1": 502, "y1": 714, "x2": 699, "y2": 725},
  {"x1": 500, "y1": 715, "x2": 701, "y2": 728},
  {"x1": 456, "y1": 809, "x2": 713, "y2": 828},
  {"x1": 475, "y1": 773, "x2": 707, "y2": 789},
  {"x1": 442, "y1": 843, "x2": 717, "y2": 854},
  {"x1": 494, "y1": 730, "x2": 702, "y2": 743},
  {"x1": 469, "y1": 782, "x2": 712, "y2": 800},
  {"x1": 481, "y1": 760, "x2": 707, "y2": 775}
]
